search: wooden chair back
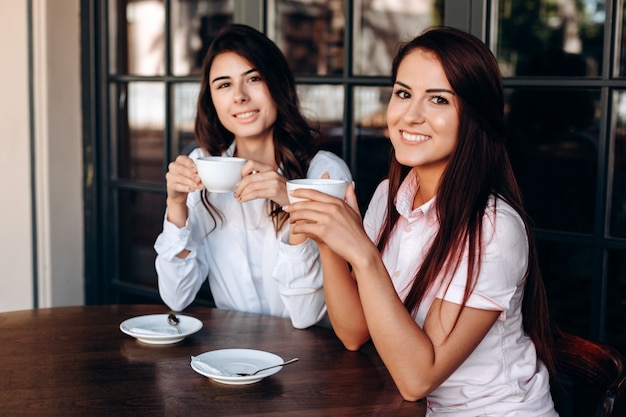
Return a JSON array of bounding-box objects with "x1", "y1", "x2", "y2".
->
[{"x1": 551, "y1": 331, "x2": 626, "y2": 417}]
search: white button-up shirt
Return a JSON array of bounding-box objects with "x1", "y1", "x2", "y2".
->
[
  {"x1": 363, "y1": 170, "x2": 557, "y2": 416},
  {"x1": 154, "y1": 146, "x2": 352, "y2": 329}
]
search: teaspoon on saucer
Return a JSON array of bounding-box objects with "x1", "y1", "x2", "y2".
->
[
  {"x1": 234, "y1": 357, "x2": 299, "y2": 376},
  {"x1": 167, "y1": 313, "x2": 181, "y2": 334}
]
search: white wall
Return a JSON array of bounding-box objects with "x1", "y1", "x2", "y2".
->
[
  {"x1": 0, "y1": 0, "x2": 83, "y2": 312},
  {"x1": 0, "y1": 0, "x2": 33, "y2": 311}
]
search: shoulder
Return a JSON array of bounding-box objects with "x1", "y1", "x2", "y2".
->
[
  {"x1": 481, "y1": 196, "x2": 529, "y2": 277},
  {"x1": 370, "y1": 179, "x2": 390, "y2": 205},
  {"x1": 186, "y1": 147, "x2": 208, "y2": 161},
  {"x1": 310, "y1": 150, "x2": 349, "y2": 168},
  {"x1": 363, "y1": 179, "x2": 389, "y2": 239},
  {"x1": 308, "y1": 150, "x2": 352, "y2": 181},
  {"x1": 484, "y1": 197, "x2": 526, "y2": 242}
]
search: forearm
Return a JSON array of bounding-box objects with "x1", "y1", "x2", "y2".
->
[
  {"x1": 351, "y1": 256, "x2": 501, "y2": 401},
  {"x1": 318, "y1": 245, "x2": 369, "y2": 350},
  {"x1": 155, "y1": 255, "x2": 207, "y2": 312},
  {"x1": 166, "y1": 198, "x2": 188, "y2": 229},
  {"x1": 274, "y1": 235, "x2": 326, "y2": 328},
  {"x1": 350, "y1": 254, "x2": 437, "y2": 400},
  {"x1": 154, "y1": 208, "x2": 207, "y2": 311}
]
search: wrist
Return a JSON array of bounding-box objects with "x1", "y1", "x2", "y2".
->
[
  {"x1": 166, "y1": 199, "x2": 188, "y2": 228},
  {"x1": 348, "y1": 244, "x2": 381, "y2": 275}
]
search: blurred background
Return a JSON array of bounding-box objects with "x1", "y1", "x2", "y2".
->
[{"x1": 4, "y1": 0, "x2": 626, "y2": 355}]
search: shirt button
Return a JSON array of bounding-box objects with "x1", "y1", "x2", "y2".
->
[
  {"x1": 428, "y1": 217, "x2": 436, "y2": 225},
  {"x1": 394, "y1": 271, "x2": 401, "y2": 277},
  {"x1": 405, "y1": 227, "x2": 412, "y2": 233}
]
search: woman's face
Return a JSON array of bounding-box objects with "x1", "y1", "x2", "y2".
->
[
  {"x1": 209, "y1": 51, "x2": 277, "y2": 143},
  {"x1": 386, "y1": 48, "x2": 460, "y2": 176}
]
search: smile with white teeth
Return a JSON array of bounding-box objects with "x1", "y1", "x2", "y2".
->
[
  {"x1": 401, "y1": 130, "x2": 431, "y2": 142},
  {"x1": 234, "y1": 111, "x2": 257, "y2": 119}
]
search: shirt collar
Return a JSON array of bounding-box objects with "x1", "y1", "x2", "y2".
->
[
  {"x1": 395, "y1": 169, "x2": 437, "y2": 219},
  {"x1": 225, "y1": 141, "x2": 236, "y2": 157}
]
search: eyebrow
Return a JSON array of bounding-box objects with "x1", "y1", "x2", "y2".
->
[
  {"x1": 394, "y1": 81, "x2": 455, "y2": 95},
  {"x1": 211, "y1": 68, "x2": 258, "y2": 85}
]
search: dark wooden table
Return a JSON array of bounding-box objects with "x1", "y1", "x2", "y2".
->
[{"x1": 0, "y1": 305, "x2": 426, "y2": 416}]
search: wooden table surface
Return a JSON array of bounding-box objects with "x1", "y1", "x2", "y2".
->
[{"x1": 0, "y1": 305, "x2": 426, "y2": 416}]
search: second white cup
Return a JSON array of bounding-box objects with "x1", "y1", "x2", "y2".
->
[{"x1": 286, "y1": 178, "x2": 348, "y2": 204}]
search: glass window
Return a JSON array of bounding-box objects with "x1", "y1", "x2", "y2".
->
[
  {"x1": 353, "y1": 0, "x2": 443, "y2": 76},
  {"x1": 118, "y1": 190, "x2": 163, "y2": 287},
  {"x1": 618, "y1": 1, "x2": 626, "y2": 76},
  {"x1": 170, "y1": 0, "x2": 234, "y2": 76},
  {"x1": 109, "y1": 0, "x2": 166, "y2": 76},
  {"x1": 112, "y1": 82, "x2": 165, "y2": 183},
  {"x1": 611, "y1": 91, "x2": 626, "y2": 238},
  {"x1": 607, "y1": 250, "x2": 626, "y2": 348},
  {"x1": 171, "y1": 82, "x2": 201, "y2": 156},
  {"x1": 353, "y1": 86, "x2": 392, "y2": 209},
  {"x1": 505, "y1": 87, "x2": 600, "y2": 233},
  {"x1": 298, "y1": 84, "x2": 344, "y2": 156},
  {"x1": 494, "y1": 0, "x2": 605, "y2": 77},
  {"x1": 538, "y1": 241, "x2": 594, "y2": 338},
  {"x1": 270, "y1": 0, "x2": 345, "y2": 76}
]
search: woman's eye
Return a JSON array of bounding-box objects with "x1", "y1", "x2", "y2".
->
[
  {"x1": 429, "y1": 95, "x2": 449, "y2": 105},
  {"x1": 248, "y1": 75, "x2": 262, "y2": 83},
  {"x1": 216, "y1": 82, "x2": 231, "y2": 89},
  {"x1": 394, "y1": 89, "x2": 411, "y2": 99}
]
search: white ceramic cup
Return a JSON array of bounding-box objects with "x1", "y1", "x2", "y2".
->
[
  {"x1": 286, "y1": 178, "x2": 348, "y2": 203},
  {"x1": 195, "y1": 156, "x2": 247, "y2": 193}
]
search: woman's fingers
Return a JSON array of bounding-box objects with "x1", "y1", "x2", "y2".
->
[
  {"x1": 166, "y1": 156, "x2": 203, "y2": 198},
  {"x1": 286, "y1": 199, "x2": 367, "y2": 263},
  {"x1": 235, "y1": 169, "x2": 288, "y2": 205},
  {"x1": 344, "y1": 183, "x2": 360, "y2": 215}
]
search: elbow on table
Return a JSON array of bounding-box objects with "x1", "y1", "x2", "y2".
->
[
  {"x1": 396, "y1": 378, "x2": 434, "y2": 402},
  {"x1": 290, "y1": 317, "x2": 318, "y2": 330},
  {"x1": 339, "y1": 335, "x2": 370, "y2": 352},
  {"x1": 160, "y1": 293, "x2": 191, "y2": 313},
  {"x1": 399, "y1": 389, "x2": 427, "y2": 403}
]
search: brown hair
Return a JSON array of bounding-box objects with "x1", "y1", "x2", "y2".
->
[{"x1": 377, "y1": 27, "x2": 555, "y2": 375}]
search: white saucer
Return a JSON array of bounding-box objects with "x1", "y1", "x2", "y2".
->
[
  {"x1": 190, "y1": 348, "x2": 284, "y2": 385},
  {"x1": 120, "y1": 314, "x2": 202, "y2": 345}
]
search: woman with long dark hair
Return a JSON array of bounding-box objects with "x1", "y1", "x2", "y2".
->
[
  {"x1": 155, "y1": 24, "x2": 351, "y2": 329},
  {"x1": 285, "y1": 27, "x2": 557, "y2": 415}
]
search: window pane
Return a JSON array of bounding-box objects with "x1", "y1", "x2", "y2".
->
[
  {"x1": 271, "y1": 0, "x2": 345, "y2": 76},
  {"x1": 170, "y1": 0, "x2": 233, "y2": 76},
  {"x1": 505, "y1": 87, "x2": 599, "y2": 233},
  {"x1": 610, "y1": 91, "x2": 626, "y2": 238},
  {"x1": 171, "y1": 83, "x2": 200, "y2": 156},
  {"x1": 118, "y1": 190, "x2": 163, "y2": 289},
  {"x1": 494, "y1": 0, "x2": 604, "y2": 77},
  {"x1": 297, "y1": 84, "x2": 344, "y2": 157},
  {"x1": 354, "y1": 86, "x2": 392, "y2": 209},
  {"x1": 539, "y1": 241, "x2": 593, "y2": 338},
  {"x1": 353, "y1": 0, "x2": 443, "y2": 76},
  {"x1": 109, "y1": 0, "x2": 165, "y2": 76},
  {"x1": 607, "y1": 250, "x2": 626, "y2": 352},
  {"x1": 113, "y1": 82, "x2": 165, "y2": 183},
  {"x1": 619, "y1": 2, "x2": 626, "y2": 76}
]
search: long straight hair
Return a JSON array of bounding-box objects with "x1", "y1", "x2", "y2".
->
[
  {"x1": 376, "y1": 27, "x2": 555, "y2": 376},
  {"x1": 194, "y1": 24, "x2": 319, "y2": 232}
]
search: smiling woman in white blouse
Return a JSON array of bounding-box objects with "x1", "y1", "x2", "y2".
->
[
  {"x1": 154, "y1": 24, "x2": 351, "y2": 329},
  {"x1": 284, "y1": 27, "x2": 558, "y2": 415}
]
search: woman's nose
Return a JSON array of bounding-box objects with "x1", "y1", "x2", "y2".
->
[
  {"x1": 403, "y1": 100, "x2": 425, "y2": 124},
  {"x1": 233, "y1": 85, "x2": 248, "y2": 104}
]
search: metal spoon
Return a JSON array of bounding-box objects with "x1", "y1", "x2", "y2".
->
[
  {"x1": 235, "y1": 357, "x2": 299, "y2": 376},
  {"x1": 167, "y1": 313, "x2": 181, "y2": 334}
]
